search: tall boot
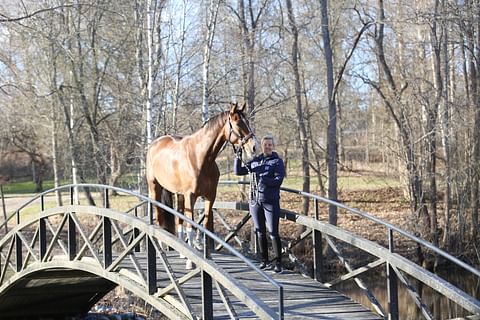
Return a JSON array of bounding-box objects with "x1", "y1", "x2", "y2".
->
[
  {"x1": 271, "y1": 235, "x2": 283, "y2": 273},
  {"x1": 257, "y1": 232, "x2": 269, "y2": 269}
]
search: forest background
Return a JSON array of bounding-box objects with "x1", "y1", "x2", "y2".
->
[{"x1": 0, "y1": 0, "x2": 479, "y2": 263}]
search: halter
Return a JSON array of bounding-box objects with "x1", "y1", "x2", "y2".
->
[
  {"x1": 227, "y1": 114, "x2": 259, "y2": 203},
  {"x1": 227, "y1": 114, "x2": 255, "y2": 154}
]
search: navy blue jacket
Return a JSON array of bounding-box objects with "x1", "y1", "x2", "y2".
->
[{"x1": 234, "y1": 152, "x2": 285, "y2": 203}]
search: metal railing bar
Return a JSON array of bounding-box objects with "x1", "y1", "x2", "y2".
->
[
  {"x1": 287, "y1": 228, "x2": 312, "y2": 250},
  {"x1": 324, "y1": 234, "x2": 386, "y2": 317},
  {"x1": 213, "y1": 209, "x2": 244, "y2": 248},
  {"x1": 44, "y1": 216, "x2": 68, "y2": 255},
  {"x1": 279, "y1": 184, "x2": 480, "y2": 278},
  {"x1": 109, "y1": 219, "x2": 145, "y2": 281},
  {"x1": 222, "y1": 180, "x2": 480, "y2": 278},
  {"x1": 155, "y1": 268, "x2": 201, "y2": 299},
  {"x1": 392, "y1": 264, "x2": 434, "y2": 320},
  {"x1": 22, "y1": 226, "x2": 40, "y2": 266},
  {"x1": 0, "y1": 237, "x2": 15, "y2": 286},
  {"x1": 15, "y1": 231, "x2": 39, "y2": 264},
  {"x1": 289, "y1": 210, "x2": 480, "y2": 314},
  {"x1": 75, "y1": 215, "x2": 103, "y2": 260},
  {"x1": 42, "y1": 213, "x2": 70, "y2": 262},
  {"x1": 214, "y1": 279, "x2": 238, "y2": 319},
  {"x1": 69, "y1": 212, "x2": 102, "y2": 264},
  {"x1": 106, "y1": 231, "x2": 146, "y2": 279},
  {"x1": 150, "y1": 237, "x2": 196, "y2": 320},
  {"x1": 215, "y1": 211, "x2": 251, "y2": 252},
  {"x1": 324, "y1": 258, "x2": 386, "y2": 288}
]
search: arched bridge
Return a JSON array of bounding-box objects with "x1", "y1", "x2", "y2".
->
[{"x1": 0, "y1": 183, "x2": 478, "y2": 319}]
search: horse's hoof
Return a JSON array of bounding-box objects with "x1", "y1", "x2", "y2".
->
[
  {"x1": 186, "y1": 259, "x2": 195, "y2": 270},
  {"x1": 193, "y1": 240, "x2": 204, "y2": 251}
]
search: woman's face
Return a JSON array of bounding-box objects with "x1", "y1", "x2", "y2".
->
[{"x1": 262, "y1": 138, "x2": 274, "y2": 156}]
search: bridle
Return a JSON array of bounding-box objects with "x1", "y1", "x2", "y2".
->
[
  {"x1": 227, "y1": 113, "x2": 258, "y2": 202},
  {"x1": 227, "y1": 114, "x2": 255, "y2": 154}
]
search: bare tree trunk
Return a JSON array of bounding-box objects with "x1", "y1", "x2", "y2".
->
[
  {"x1": 319, "y1": 0, "x2": 338, "y2": 225},
  {"x1": 50, "y1": 104, "x2": 62, "y2": 206},
  {"x1": 145, "y1": 0, "x2": 155, "y2": 144},
  {"x1": 234, "y1": 0, "x2": 268, "y2": 117},
  {"x1": 441, "y1": 0, "x2": 452, "y2": 248},
  {"x1": 172, "y1": 0, "x2": 187, "y2": 134},
  {"x1": 428, "y1": 0, "x2": 443, "y2": 250},
  {"x1": 202, "y1": 0, "x2": 220, "y2": 123},
  {"x1": 373, "y1": 0, "x2": 430, "y2": 240},
  {"x1": 286, "y1": 0, "x2": 310, "y2": 215},
  {"x1": 466, "y1": 0, "x2": 479, "y2": 241},
  {"x1": 472, "y1": 0, "x2": 480, "y2": 240}
]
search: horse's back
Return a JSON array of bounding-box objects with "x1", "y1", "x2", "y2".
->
[{"x1": 147, "y1": 134, "x2": 195, "y2": 192}]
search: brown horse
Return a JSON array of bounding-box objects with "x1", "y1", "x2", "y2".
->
[{"x1": 146, "y1": 102, "x2": 257, "y2": 268}]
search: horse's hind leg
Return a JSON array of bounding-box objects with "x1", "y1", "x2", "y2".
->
[
  {"x1": 147, "y1": 179, "x2": 175, "y2": 234},
  {"x1": 176, "y1": 194, "x2": 187, "y2": 258},
  {"x1": 176, "y1": 194, "x2": 185, "y2": 241},
  {"x1": 160, "y1": 189, "x2": 176, "y2": 234},
  {"x1": 184, "y1": 193, "x2": 197, "y2": 270}
]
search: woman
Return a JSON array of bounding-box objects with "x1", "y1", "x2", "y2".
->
[{"x1": 234, "y1": 135, "x2": 285, "y2": 273}]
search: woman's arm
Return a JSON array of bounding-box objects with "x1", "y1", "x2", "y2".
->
[
  {"x1": 233, "y1": 156, "x2": 250, "y2": 176},
  {"x1": 260, "y1": 158, "x2": 285, "y2": 187}
]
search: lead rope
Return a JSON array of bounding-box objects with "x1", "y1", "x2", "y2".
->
[{"x1": 249, "y1": 172, "x2": 259, "y2": 205}]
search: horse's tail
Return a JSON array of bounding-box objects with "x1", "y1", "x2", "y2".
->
[{"x1": 160, "y1": 189, "x2": 176, "y2": 235}]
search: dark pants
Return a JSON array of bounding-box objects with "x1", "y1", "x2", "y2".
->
[
  {"x1": 250, "y1": 201, "x2": 282, "y2": 264},
  {"x1": 250, "y1": 201, "x2": 280, "y2": 237}
]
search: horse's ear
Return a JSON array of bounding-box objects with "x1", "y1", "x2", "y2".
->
[
  {"x1": 229, "y1": 102, "x2": 238, "y2": 114},
  {"x1": 239, "y1": 102, "x2": 247, "y2": 113}
]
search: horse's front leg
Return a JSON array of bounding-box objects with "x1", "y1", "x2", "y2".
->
[
  {"x1": 184, "y1": 193, "x2": 197, "y2": 269},
  {"x1": 204, "y1": 198, "x2": 215, "y2": 257}
]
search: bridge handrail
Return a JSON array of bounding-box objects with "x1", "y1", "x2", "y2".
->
[
  {"x1": 0, "y1": 183, "x2": 283, "y2": 319},
  {"x1": 220, "y1": 180, "x2": 480, "y2": 278}
]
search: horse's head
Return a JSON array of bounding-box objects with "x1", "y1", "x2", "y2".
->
[{"x1": 227, "y1": 102, "x2": 259, "y2": 159}]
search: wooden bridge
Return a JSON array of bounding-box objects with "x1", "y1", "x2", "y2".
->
[{"x1": 0, "y1": 183, "x2": 478, "y2": 319}]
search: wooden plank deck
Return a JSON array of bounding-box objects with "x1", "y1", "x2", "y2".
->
[{"x1": 147, "y1": 251, "x2": 382, "y2": 319}]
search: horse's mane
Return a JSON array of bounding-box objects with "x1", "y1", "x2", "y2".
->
[{"x1": 202, "y1": 111, "x2": 229, "y2": 131}]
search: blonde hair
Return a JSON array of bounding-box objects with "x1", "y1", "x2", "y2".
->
[{"x1": 261, "y1": 134, "x2": 275, "y2": 145}]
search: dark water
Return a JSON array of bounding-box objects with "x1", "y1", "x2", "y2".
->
[{"x1": 336, "y1": 266, "x2": 480, "y2": 319}]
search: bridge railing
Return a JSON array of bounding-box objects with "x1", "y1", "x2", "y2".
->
[
  {"x1": 216, "y1": 180, "x2": 480, "y2": 320},
  {"x1": 0, "y1": 184, "x2": 284, "y2": 319}
]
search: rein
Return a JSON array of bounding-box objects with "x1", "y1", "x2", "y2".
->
[
  {"x1": 227, "y1": 116, "x2": 255, "y2": 154},
  {"x1": 226, "y1": 115, "x2": 260, "y2": 203}
]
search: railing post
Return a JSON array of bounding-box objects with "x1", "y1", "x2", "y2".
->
[
  {"x1": 70, "y1": 186, "x2": 74, "y2": 205},
  {"x1": 147, "y1": 202, "x2": 153, "y2": 225},
  {"x1": 68, "y1": 213, "x2": 76, "y2": 261},
  {"x1": 15, "y1": 233, "x2": 22, "y2": 272},
  {"x1": 147, "y1": 236, "x2": 157, "y2": 295},
  {"x1": 313, "y1": 198, "x2": 323, "y2": 282},
  {"x1": 278, "y1": 286, "x2": 284, "y2": 319},
  {"x1": 133, "y1": 207, "x2": 140, "y2": 252},
  {"x1": 202, "y1": 231, "x2": 213, "y2": 319},
  {"x1": 387, "y1": 228, "x2": 399, "y2": 320},
  {"x1": 103, "y1": 188, "x2": 110, "y2": 209},
  {"x1": 15, "y1": 210, "x2": 22, "y2": 272},
  {"x1": 103, "y1": 217, "x2": 112, "y2": 268},
  {"x1": 39, "y1": 218, "x2": 46, "y2": 260},
  {"x1": 15, "y1": 234, "x2": 23, "y2": 272}
]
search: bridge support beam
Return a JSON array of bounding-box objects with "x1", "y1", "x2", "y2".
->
[
  {"x1": 103, "y1": 217, "x2": 112, "y2": 268},
  {"x1": 147, "y1": 236, "x2": 157, "y2": 295},
  {"x1": 68, "y1": 214, "x2": 76, "y2": 260},
  {"x1": 202, "y1": 231, "x2": 213, "y2": 319},
  {"x1": 387, "y1": 229, "x2": 399, "y2": 320},
  {"x1": 313, "y1": 199, "x2": 324, "y2": 282}
]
